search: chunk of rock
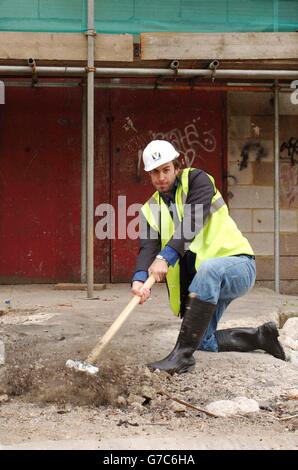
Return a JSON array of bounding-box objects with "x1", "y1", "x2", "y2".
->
[
  {"x1": 286, "y1": 350, "x2": 298, "y2": 366},
  {"x1": 280, "y1": 318, "x2": 298, "y2": 351},
  {"x1": 170, "y1": 402, "x2": 186, "y2": 413},
  {"x1": 141, "y1": 385, "x2": 156, "y2": 401},
  {"x1": 127, "y1": 394, "x2": 144, "y2": 405},
  {"x1": 284, "y1": 389, "x2": 298, "y2": 400},
  {"x1": 0, "y1": 394, "x2": 9, "y2": 403},
  {"x1": 55, "y1": 335, "x2": 65, "y2": 342},
  {"x1": 142, "y1": 367, "x2": 152, "y2": 380},
  {"x1": 116, "y1": 396, "x2": 127, "y2": 407},
  {"x1": 149, "y1": 397, "x2": 162, "y2": 409},
  {"x1": 206, "y1": 396, "x2": 260, "y2": 417},
  {"x1": 130, "y1": 402, "x2": 144, "y2": 413}
]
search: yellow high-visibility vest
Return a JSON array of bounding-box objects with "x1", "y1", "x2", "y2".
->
[{"x1": 141, "y1": 168, "x2": 254, "y2": 316}]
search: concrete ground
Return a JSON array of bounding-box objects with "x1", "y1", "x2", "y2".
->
[
  {"x1": 1, "y1": 281, "x2": 295, "y2": 328},
  {"x1": 0, "y1": 284, "x2": 298, "y2": 450}
]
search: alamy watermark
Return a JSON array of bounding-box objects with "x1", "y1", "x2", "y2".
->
[
  {"x1": 95, "y1": 196, "x2": 204, "y2": 249},
  {"x1": 0, "y1": 81, "x2": 5, "y2": 104},
  {"x1": 290, "y1": 80, "x2": 298, "y2": 105}
]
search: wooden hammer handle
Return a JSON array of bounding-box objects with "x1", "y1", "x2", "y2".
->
[{"x1": 86, "y1": 274, "x2": 155, "y2": 364}]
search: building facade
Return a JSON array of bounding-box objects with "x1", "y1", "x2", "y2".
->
[{"x1": 0, "y1": 0, "x2": 297, "y2": 292}]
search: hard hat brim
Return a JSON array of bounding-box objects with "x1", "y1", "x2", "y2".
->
[{"x1": 144, "y1": 152, "x2": 180, "y2": 172}]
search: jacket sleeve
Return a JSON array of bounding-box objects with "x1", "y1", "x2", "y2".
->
[
  {"x1": 159, "y1": 245, "x2": 180, "y2": 266},
  {"x1": 133, "y1": 211, "x2": 161, "y2": 273},
  {"x1": 166, "y1": 169, "x2": 215, "y2": 257},
  {"x1": 132, "y1": 270, "x2": 148, "y2": 283}
]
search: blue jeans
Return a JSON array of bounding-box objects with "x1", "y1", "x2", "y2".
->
[{"x1": 188, "y1": 255, "x2": 256, "y2": 352}]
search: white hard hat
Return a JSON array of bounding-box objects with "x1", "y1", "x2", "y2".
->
[{"x1": 142, "y1": 140, "x2": 180, "y2": 172}]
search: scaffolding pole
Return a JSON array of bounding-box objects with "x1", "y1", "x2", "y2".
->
[
  {"x1": 0, "y1": 66, "x2": 298, "y2": 80},
  {"x1": 2, "y1": 79, "x2": 294, "y2": 92},
  {"x1": 81, "y1": 82, "x2": 87, "y2": 283},
  {"x1": 86, "y1": 0, "x2": 95, "y2": 298},
  {"x1": 274, "y1": 80, "x2": 280, "y2": 293}
]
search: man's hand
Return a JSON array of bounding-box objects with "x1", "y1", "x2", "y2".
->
[
  {"x1": 148, "y1": 259, "x2": 168, "y2": 283},
  {"x1": 131, "y1": 281, "x2": 151, "y2": 304}
]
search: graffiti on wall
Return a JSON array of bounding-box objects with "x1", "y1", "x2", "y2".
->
[
  {"x1": 280, "y1": 162, "x2": 298, "y2": 207},
  {"x1": 234, "y1": 136, "x2": 298, "y2": 207},
  {"x1": 122, "y1": 132, "x2": 151, "y2": 181},
  {"x1": 152, "y1": 118, "x2": 216, "y2": 167},
  {"x1": 237, "y1": 138, "x2": 298, "y2": 171},
  {"x1": 122, "y1": 116, "x2": 217, "y2": 180},
  {"x1": 279, "y1": 137, "x2": 298, "y2": 206},
  {"x1": 123, "y1": 132, "x2": 150, "y2": 157},
  {"x1": 239, "y1": 141, "x2": 268, "y2": 170},
  {"x1": 280, "y1": 137, "x2": 298, "y2": 166},
  {"x1": 123, "y1": 116, "x2": 137, "y2": 133}
]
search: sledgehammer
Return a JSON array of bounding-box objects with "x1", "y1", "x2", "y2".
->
[{"x1": 66, "y1": 274, "x2": 155, "y2": 375}]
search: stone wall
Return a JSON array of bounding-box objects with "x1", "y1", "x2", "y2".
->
[{"x1": 227, "y1": 91, "x2": 298, "y2": 294}]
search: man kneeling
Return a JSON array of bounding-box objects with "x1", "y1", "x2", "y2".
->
[{"x1": 131, "y1": 140, "x2": 285, "y2": 374}]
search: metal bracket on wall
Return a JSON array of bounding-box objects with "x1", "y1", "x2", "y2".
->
[
  {"x1": 170, "y1": 60, "x2": 180, "y2": 79},
  {"x1": 27, "y1": 58, "x2": 38, "y2": 86},
  {"x1": 209, "y1": 60, "x2": 219, "y2": 82}
]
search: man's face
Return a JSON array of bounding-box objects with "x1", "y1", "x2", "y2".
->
[{"x1": 149, "y1": 161, "x2": 179, "y2": 193}]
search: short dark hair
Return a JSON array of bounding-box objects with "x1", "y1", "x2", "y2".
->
[{"x1": 173, "y1": 158, "x2": 182, "y2": 170}]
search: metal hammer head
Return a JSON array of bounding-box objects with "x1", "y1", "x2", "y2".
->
[{"x1": 66, "y1": 359, "x2": 99, "y2": 375}]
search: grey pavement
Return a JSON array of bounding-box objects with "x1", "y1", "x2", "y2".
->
[{"x1": 1, "y1": 283, "x2": 298, "y2": 329}]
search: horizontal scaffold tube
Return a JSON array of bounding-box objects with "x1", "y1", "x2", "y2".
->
[{"x1": 0, "y1": 66, "x2": 297, "y2": 79}]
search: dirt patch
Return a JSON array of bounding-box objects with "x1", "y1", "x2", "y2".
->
[
  {"x1": 0, "y1": 308, "x2": 40, "y2": 317},
  {"x1": 1, "y1": 341, "x2": 170, "y2": 409},
  {"x1": 3, "y1": 361, "x2": 127, "y2": 407},
  {"x1": 2, "y1": 351, "x2": 298, "y2": 421},
  {"x1": 1, "y1": 339, "x2": 136, "y2": 407},
  {"x1": 1, "y1": 351, "x2": 298, "y2": 449}
]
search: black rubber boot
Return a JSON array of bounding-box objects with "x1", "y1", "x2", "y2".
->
[
  {"x1": 215, "y1": 321, "x2": 286, "y2": 360},
  {"x1": 148, "y1": 297, "x2": 216, "y2": 374}
]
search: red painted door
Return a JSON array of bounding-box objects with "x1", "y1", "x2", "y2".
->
[
  {"x1": 0, "y1": 87, "x2": 81, "y2": 282},
  {"x1": 0, "y1": 86, "x2": 110, "y2": 283},
  {"x1": 110, "y1": 89, "x2": 225, "y2": 282}
]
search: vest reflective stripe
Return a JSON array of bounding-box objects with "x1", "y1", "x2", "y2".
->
[
  {"x1": 210, "y1": 196, "x2": 225, "y2": 214},
  {"x1": 141, "y1": 168, "x2": 254, "y2": 316}
]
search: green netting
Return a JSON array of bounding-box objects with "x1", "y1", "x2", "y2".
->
[
  {"x1": 0, "y1": 0, "x2": 87, "y2": 32},
  {"x1": 0, "y1": 0, "x2": 297, "y2": 33}
]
